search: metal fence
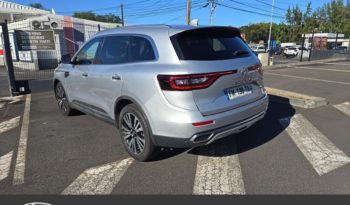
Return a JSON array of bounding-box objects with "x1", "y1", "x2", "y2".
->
[{"x1": 1, "y1": 17, "x2": 116, "y2": 95}]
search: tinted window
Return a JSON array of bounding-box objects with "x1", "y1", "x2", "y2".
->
[
  {"x1": 75, "y1": 38, "x2": 102, "y2": 65},
  {"x1": 99, "y1": 36, "x2": 130, "y2": 65},
  {"x1": 173, "y1": 29, "x2": 251, "y2": 60},
  {"x1": 129, "y1": 36, "x2": 155, "y2": 62}
]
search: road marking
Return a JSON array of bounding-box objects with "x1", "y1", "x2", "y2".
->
[
  {"x1": 280, "y1": 114, "x2": 350, "y2": 176},
  {"x1": 0, "y1": 102, "x2": 6, "y2": 109},
  {"x1": 334, "y1": 102, "x2": 350, "y2": 117},
  {"x1": 0, "y1": 116, "x2": 20, "y2": 135},
  {"x1": 324, "y1": 63, "x2": 350, "y2": 66},
  {"x1": 62, "y1": 158, "x2": 134, "y2": 195},
  {"x1": 193, "y1": 143, "x2": 245, "y2": 195},
  {"x1": 13, "y1": 94, "x2": 31, "y2": 185},
  {"x1": 265, "y1": 73, "x2": 350, "y2": 86},
  {"x1": 0, "y1": 151, "x2": 13, "y2": 182},
  {"x1": 294, "y1": 66, "x2": 350, "y2": 73}
]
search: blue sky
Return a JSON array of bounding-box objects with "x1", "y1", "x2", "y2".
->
[{"x1": 10, "y1": 0, "x2": 332, "y2": 26}]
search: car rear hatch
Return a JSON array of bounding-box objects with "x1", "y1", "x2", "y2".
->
[{"x1": 170, "y1": 27, "x2": 265, "y2": 116}]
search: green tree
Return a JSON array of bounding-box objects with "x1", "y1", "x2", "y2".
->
[
  {"x1": 73, "y1": 11, "x2": 122, "y2": 23},
  {"x1": 28, "y1": 3, "x2": 46, "y2": 10}
]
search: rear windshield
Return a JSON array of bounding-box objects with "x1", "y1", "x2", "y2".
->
[{"x1": 171, "y1": 28, "x2": 251, "y2": 61}]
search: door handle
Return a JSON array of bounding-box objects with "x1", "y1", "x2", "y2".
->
[
  {"x1": 82, "y1": 72, "x2": 88, "y2": 77},
  {"x1": 112, "y1": 74, "x2": 121, "y2": 80}
]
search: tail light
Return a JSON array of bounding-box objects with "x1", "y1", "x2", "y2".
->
[
  {"x1": 157, "y1": 70, "x2": 237, "y2": 91},
  {"x1": 248, "y1": 64, "x2": 263, "y2": 75}
]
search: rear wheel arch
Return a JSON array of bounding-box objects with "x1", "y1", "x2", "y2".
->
[
  {"x1": 114, "y1": 96, "x2": 157, "y2": 145},
  {"x1": 114, "y1": 97, "x2": 151, "y2": 129},
  {"x1": 53, "y1": 79, "x2": 60, "y2": 90}
]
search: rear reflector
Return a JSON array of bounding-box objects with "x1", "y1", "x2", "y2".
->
[
  {"x1": 0, "y1": 49, "x2": 3, "y2": 55},
  {"x1": 192, "y1": 120, "x2": 215, "y2": 127},
  {"x1": 157, "y1": 70, "x2": 237, "y2": 91}
]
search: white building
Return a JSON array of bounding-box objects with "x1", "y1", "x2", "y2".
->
[
  {"x1": 302, "y1": 33, "x2": 349, "y2": 49},
  {"x1": 0, "y1": 0, "x2": 121, "y2": 70}
]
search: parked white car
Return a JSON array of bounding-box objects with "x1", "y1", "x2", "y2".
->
[
  {"x1": 252, "y1": 45, "x2": 266, "y2": 53},
  {"x1": 283, "y1": 46, "x2": 308, "y2": 58}
]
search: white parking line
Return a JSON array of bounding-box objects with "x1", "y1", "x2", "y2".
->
[
  {"x1": 280, "y1": 114, "x2": 350, "y2": 176},
  {"x1": 294, "y1": 66, "x2": 350, "y2": 73},
  {"x1": 0, "y1": 102, "x2": 6, "y2": 109},
  {"x1": 324, "y1": 63, "x2": 350, "y2": 66},
  {"x1": 13, "y1": 94, "x2": 31, "y2": 185},
  {"x1": 0, "y1": 151, "x2": 13, "y2": 182},
  {"x1": 62, "y1": 158, "x2": 134, "y2": 195},
  {"x1": 265, "y1": 73, "x2": 350, "y2": 86},
  {"x1": 193, "y1": 144, "x2": 245, "y2": 195},
  {"x1": 334, "y1": 102, "x2": 350, "y2": 117},
  {"x1": 0, "y1": 116, "x2": 20, "y2": 135}
]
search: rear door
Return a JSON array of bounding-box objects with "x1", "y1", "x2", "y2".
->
[{"x1": 172, "y1": 27, "x2": 266, "y2": 116}]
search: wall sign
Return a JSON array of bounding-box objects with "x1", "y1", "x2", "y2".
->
[{"x1": 14, "y1": 30, "x2": 55, "y2": 51}]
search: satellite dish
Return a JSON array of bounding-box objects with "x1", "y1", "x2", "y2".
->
[{"x1": 32, "y1": 20, "x2": 41, "y2": 29}]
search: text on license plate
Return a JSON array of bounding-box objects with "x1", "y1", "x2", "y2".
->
[{"x1": 225, "y1": 85, "x2": 253, "y2": 100}]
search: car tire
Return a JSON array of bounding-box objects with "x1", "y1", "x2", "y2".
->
[
  {"x1": 55, "y1": 82, "x2": 76, "y2": 116},
  {"x1": 118, "y1": 104, "x2": 158, "y2": 161}
]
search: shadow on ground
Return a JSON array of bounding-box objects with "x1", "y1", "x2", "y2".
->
[{"x1": 189, "y1": 99, "x2": 296, "y2": 157}]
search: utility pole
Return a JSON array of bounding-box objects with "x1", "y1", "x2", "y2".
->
[
  {"x1": 186, "y1": 0, "x2": 191, "y2": 25},
  {"x1": 209, "y1": 0, "x2": 216, "y2": 25},
  {"x1": 121, "y1": 4, "x2": 124, "y2": 27},
  {"x1": 267, "y1": 0, "x2": 275, "y2": 52}
]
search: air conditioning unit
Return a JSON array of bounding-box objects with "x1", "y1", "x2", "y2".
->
[
  {"x1": 31, "y1": 20, "x2": 42, "y2": 30},
  {"x1": 30, "y1": 17, "x2": 59, "y2": 30},
  {"x1": 42, "y1": 21, "x2": 60, "y2": 29}
]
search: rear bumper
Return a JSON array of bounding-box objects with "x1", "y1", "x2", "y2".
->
[
  {"x1": 189, "y1": 110, "x2": 265, "y2": 146},
  {"x1": 153, "y1": 94, "x2": 268, "y2": 148}
]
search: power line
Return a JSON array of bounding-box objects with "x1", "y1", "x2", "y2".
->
[
  {"x1": 216, "y1": 2, "x2": 285, "y2": 19},
  {"x1": 226, "y1": 0, "x2": 284, "y2": 16},
  {"x1": 126, "y1": 3, "x2": 204, "y2": 20},
  {"x1": 125, "y1": 1, "x2": 205, "y2": 18},
  {"x1": 255, "y1": 0, "x2": 287, "y2": 12}
]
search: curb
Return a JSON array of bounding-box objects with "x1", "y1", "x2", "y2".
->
[
  {"x1": 263, "y1": 57, "x2": 348, "y2": 70},
  {"x1": 266, "y1": 87, "x2": 328, "y2": 109}
]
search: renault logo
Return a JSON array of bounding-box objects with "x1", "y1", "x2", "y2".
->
[
  {"x1": 241, "y1": 68, "x2": 248, "y2": 77},
  {"x1": 241, "y1": 68, "x2": 251, "y2": 83}
]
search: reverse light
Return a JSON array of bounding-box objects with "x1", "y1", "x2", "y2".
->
[{"x1": 157, "y1": 70, "x2": 237, "y2": 91}]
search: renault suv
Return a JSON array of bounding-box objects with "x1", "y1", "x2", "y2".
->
[{"x1": 53, "y1": 25, "x2": 269, "y2": 161}]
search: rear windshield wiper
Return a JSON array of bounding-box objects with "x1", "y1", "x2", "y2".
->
[{"x1": 233, "y1": 50, "x2": 250, "y2": 56}]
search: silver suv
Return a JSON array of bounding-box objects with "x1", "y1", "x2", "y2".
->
[{"x1": 53, "y1": 25, "x2": 268, "y2": 161}]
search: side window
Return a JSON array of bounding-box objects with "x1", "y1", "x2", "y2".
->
[
  {"x1": 99, "y1": 36, "x2": 130, "y2": 65},
  {"x1": 75, "y1": 38, "x2": 102, "y2": 65},
  {"x1": 129, "y1": 36, "x2": 156, "y2": 62}
]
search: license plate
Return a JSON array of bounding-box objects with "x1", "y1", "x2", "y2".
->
[{"x1": 225, "y1": 85, "x2": 253, "y2": 100}]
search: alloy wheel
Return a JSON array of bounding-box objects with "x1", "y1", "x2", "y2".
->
[{"x1": 121, "y1": 113, "x2": 145, "y2": 155}]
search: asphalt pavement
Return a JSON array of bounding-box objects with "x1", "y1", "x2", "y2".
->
[{"x1": 0, "y1": 60, "x2": 350, "y2": 194}]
